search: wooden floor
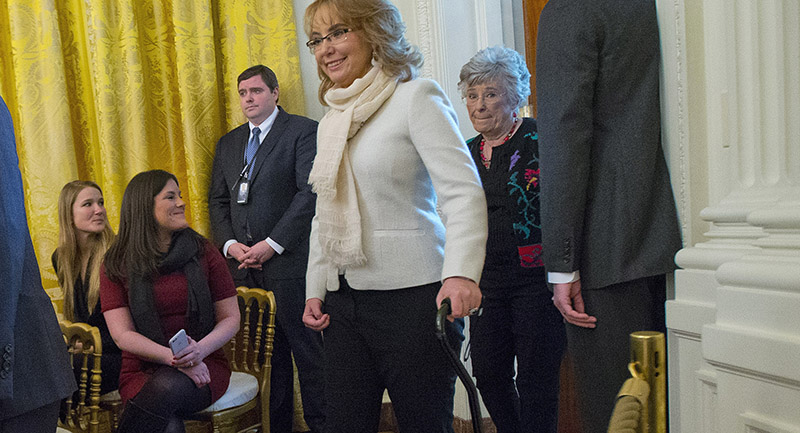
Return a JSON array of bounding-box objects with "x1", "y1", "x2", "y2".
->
[{"x1": 557, "y1": 354, "x2": 583, "y2": 433}]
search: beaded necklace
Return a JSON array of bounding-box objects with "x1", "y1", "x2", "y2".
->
[{"x1": 479, "y1": 118, "x2": 518, "y2": 169}]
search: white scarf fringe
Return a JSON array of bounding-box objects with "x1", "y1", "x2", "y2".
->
[{"x1": 308, "y1": 65, "x2": 398, "y2": 267}]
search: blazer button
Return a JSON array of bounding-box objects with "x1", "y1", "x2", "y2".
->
[
  {"x1": 4, "y1": 344, "x2": 11, "y2": 353},
  {"x1": 2, "y1": 360, "x2": 10, "y2": 371},
  {"x1": 0, "y1": 370, "x2": 7, "y2": 379},
  {"x1": 2, "y1": 352, "x2": 10, "y2": 361}
]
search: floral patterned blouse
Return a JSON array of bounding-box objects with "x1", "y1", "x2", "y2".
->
[{"x1": 467, "y1": 117, "x2": 546, "y2": 289}]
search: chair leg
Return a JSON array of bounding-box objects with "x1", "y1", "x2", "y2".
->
[{"x1": 101, "y1": 400, "x2": 123, "y2": 432}]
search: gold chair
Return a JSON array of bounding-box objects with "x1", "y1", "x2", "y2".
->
[
  {"x1": 185, "y1": 287, "x2": 277, "y2": 433},
  {"x1": 58, "y1": 320, "x2": 119, "y2": 433}
]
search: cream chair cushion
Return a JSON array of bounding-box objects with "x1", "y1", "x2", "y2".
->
[
  {"x1": 196, "y1": 371, "x2": 258, "y2": 413},
  {"x1": 99, "y1": 389, "x2": 121, "y2": 402}
]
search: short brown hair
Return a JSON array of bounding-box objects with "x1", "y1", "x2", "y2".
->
[{"x1": 238, "y1": 65, "x2": 279, "y2": 91}]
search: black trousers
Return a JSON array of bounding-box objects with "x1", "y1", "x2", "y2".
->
[
  {"x1": 566, "y1": 274, "x2": 667, "y2": 433},
  {"x1": 322, "y1": 276, "x2": 464, "y2": 433},
  {"x1": 469, "y1": 279, "x2": 566, "y2": 433}
]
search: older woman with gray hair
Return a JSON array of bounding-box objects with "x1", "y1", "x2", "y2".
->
[{"x1": 459, "y1": 45, "x2": 566, "y2": 433}]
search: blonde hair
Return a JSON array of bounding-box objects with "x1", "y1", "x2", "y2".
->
[
  {"x1": 55, "y1": 180, "x2": 115, "y2": 321},
  {"x1": 304, "y1": 0, "x2": 424, "y2": 105}
]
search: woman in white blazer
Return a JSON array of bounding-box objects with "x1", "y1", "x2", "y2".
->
[{"x1": 301, "y1": 0, "x2": 488, "y2": 431}]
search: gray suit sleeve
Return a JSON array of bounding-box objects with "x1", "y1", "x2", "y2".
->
[{"x1": 536, "y1": 0, "x2": 598, "y2": 274}]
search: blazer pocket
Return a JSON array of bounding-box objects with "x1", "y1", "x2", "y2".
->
[
  {"x1": 372, "y1": 229, "x2": 425, "y2": 238},
  {"x1": 373, "y1": 229, "x2": 427, "y2": 261}
]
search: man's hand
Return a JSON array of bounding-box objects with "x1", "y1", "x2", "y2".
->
[
  {"x1": 227, "y1": 242, "x2": 250, "y2": 263},
  {"x1": 237, "y1": 240, "x2": 275, "y2": 270},
  {"x1": 552, "y1": 280, "x2": 597, "y2": 328},
  {"x1": 303, "y1": 298, "x2": 330, "y2": 331},
  {"x1": 436, "y1": 276, "x2": 482, "y2": 321}
]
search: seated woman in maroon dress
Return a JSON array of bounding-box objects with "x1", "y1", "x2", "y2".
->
[{"x1": 101, "y1": 169, "x2": 240, "y2": 433}]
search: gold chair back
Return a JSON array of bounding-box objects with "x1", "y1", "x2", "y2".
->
[{"x1": 58, "y1": 320, "x2": 103, "y2": 433}]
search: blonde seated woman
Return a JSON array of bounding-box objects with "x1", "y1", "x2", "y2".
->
[{"x1": 53, "y1": 180, "x2": 121, "y2": 396}]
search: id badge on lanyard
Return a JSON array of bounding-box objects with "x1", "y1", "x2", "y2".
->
[{"x1": 237, "y1": 174, "x2": 250, "y2": 204}]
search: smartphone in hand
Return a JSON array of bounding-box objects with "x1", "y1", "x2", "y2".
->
[{"x1": 169, "y1": 329, "x2": 189, "y2": 355}]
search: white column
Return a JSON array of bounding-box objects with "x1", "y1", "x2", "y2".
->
[{"x1": 662, "y1": 0, "x2": 800, "y2": 431}]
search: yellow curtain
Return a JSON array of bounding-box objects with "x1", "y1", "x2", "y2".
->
[{"x1": 0, "y1": 0, "x2": 306, "y2": 295}]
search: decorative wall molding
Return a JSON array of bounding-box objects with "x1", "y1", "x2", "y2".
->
[
  {"x1": 740, "y1": 412, "x2": 800, "y2": 433},
  {"x1": 414, "y1": 0, "x2": 439, "y2": 81},
  {"x1": 696, "y1": 369, "x2": 718, "y2": 433},
  {"x1": 664, "y1": 0, "x2": 691, "y2": 243},
  {"x1": 666, "y1": 1, "x2": 800, "y2": 432},
  {"x1": 472, "y1": 0, "x2": 490, "y2": 50}
]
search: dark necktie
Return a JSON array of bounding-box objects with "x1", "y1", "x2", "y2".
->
[{"x1": 244, "y1": 127, "x2": 261, "y2": 176}]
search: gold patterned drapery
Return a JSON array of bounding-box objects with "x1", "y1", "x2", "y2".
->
[{"x1": 0, "y1": 0, "x2": 305, "y2": 294}]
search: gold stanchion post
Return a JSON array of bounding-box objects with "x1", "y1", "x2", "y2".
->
[{"x1": 629, "y1": 331, "x2": 666, "y2": 433}]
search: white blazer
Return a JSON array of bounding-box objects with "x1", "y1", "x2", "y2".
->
[{"x1": 306, "y1": 78, "x2": 488, "y2": 300}]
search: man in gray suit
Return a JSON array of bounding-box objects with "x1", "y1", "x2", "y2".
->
[
  {"x1": 536, "y1": 1, "x2": 682, "y2": 431},
  {"x1": 208, "y1": 65, "x2": 323, "y2": 433},
  {"x1": 0, "y1": 95, "x2": 76, "y2": 432}
]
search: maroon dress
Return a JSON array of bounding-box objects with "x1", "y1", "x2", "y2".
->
[{"x1": 100, "y1": 241, "x2": 237, "y2": 404}]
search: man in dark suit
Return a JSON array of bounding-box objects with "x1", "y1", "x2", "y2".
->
[
  {"x1": 0, "y1": 95, "x2": 76, "y2": 432},
  {"x1": 208, "y1": 65, "x2": 323, "y2": 433},
  {"x1": 536, "y1": 1, "x2": 682, "y2": 431}
]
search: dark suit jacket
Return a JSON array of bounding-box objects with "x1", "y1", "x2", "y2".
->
[
  {"x1": 536, "y1": 0, "x2": 682, "y2": 291},
  {"x1": 0, "y1": 95, "x2": 76, "y2": 418},
  {"x1": 208, "y1": 107, "x2": 317, "y2": 282}
]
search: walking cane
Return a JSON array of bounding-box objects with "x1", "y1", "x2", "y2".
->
[{"x1": 436, "y1": 298, "x2": 483, "y2": 433}]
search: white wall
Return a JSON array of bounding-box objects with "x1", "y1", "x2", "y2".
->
[
  {"x1": 660, "y1": 0, "x2": 800, "y2": 431},
  {"x1": 293, "y1": 0, "x2": 326, "y2": 121}
]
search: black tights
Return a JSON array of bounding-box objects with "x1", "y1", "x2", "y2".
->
[{"x1": 119, "y1": 366, "x2": 211, "y2": 433}]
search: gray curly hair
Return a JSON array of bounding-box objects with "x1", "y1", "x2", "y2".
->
[{"x1": 458, "y1": 46, "x2": 531, "y2": 110}]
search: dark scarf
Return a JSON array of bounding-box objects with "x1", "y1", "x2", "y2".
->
[{"x1": 128, "y1": 229, "x2": 215, "y2": 345}]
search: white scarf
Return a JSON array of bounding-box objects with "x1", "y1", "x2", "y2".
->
[{"x1": 308, "y1": 65, "x2": 398, "y2": 267}]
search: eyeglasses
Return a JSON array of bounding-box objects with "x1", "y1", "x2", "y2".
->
[
  {"x1": 306, "y1": 28, "x2": 352, "y2": 53},
  {"x1": 465, "y1": 91, "x2": 505, "y2": 105}
]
